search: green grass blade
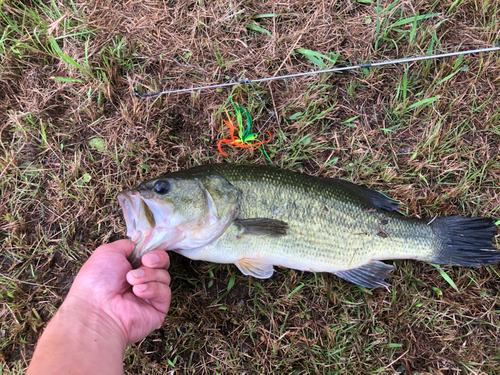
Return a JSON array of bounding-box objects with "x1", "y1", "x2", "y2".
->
[
  {"x1": 391, "y1": 13, "x2": 440, "y2": 27},
  {"x1": 246, "y1": 23, "x2": 271, "y2": 36},
  {"x1": 48, "y1": 36, "x2": 90, "y2": 77},
  {"x1": 407, "y1": 95, "x2": 440, "y2": 110},
  {"x1": 51, "y1": 76, "x2": 85, "y2": 83},
  {"x1": 295, "y1": 48, "x2": 336, "y2": 68},
  {"x1": 431, "y1": 264, "x2": 459, "y2": 292}
]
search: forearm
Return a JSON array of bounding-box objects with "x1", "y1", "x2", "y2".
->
[{"x1": 27, "y1": 299, "x2": 127, "y2": 375}]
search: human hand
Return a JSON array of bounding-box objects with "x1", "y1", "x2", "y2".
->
[
  {"x1": 65, "y1": 239, "x2": 171, "y2": 346},
  {"x1": 27, "y1": 240, "x2": 171, "y2": 374}
]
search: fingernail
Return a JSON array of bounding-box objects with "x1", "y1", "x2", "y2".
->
[
  {"x1": 145, "y1": 253, "x2": 160, "y2": 266},
  {"x1": 131, "y1": 268, "x2": 145, "y2": 278},
  {"x1": 136, "y1": 284, "x2": 148, "y2": 292}
]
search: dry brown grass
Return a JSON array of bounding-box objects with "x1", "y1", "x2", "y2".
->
[{"x1": 1, "y1": 0, "x2": 500, "y2": 373}]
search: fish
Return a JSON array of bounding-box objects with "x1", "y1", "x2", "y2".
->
[{"x1": 117, "y1": 164, "x2": 499, "y2": 288}]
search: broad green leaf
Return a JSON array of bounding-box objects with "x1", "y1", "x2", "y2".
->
[
  {"x1": 432, "y1": 286, "x2": 443, "y2": 296},
  {"x1": 89, "y1": 137, "x2": 106, "y2": 152},
  {"x1": 301, "y1": 135, "x2": 312, "y2": 145},
  {"x1": 82, "y1": 173, "x2": 91, "y2": 183}
]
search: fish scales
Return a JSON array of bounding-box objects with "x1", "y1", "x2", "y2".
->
[
  {"x1": 194, "y1": 164, "x2": 434, "y2": 271},
  {"x1": 119, "y1": 164, "x2": 499, "y2": 288}
]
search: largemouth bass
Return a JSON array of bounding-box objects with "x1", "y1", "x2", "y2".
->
[{"x1": 118, "y1": 164, "x2": 499, "y2": 288}]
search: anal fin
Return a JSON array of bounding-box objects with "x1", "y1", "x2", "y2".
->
[
  {"x1": 334, "y1": 261, "x2": 395, "y2": 288},
  {"x1": 235, "y1": 257, "x2": 274, "y2": 279}
]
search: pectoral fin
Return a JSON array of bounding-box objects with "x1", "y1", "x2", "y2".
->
[
  {"x1": 235, "y1": 218, "x2": 289, "y2": 237},
  {"x1": 334, "y1": 261, "x2": 395, "y2": 288},
  {"x1": 235, "y1": 257, "x2": 274, "y2": 279}
]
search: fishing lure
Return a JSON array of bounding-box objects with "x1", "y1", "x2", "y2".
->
[{"x1": 217, "y1": 98, "x2": 272, "y2": 158}]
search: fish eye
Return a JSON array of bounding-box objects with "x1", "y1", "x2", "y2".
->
[{"x1": 154, "y1": 180, "x2": 170, "y2": 195}]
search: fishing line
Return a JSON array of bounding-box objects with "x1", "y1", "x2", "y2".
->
[{"x1": 133, "y1": 46, "x2": 500, "y2": 98}]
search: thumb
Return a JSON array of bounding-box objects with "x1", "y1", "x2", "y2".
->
[{"x1": 94, "y1": 239, "x2": 136, "y2": 258}]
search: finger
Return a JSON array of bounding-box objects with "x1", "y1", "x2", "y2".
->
[
  {"x1": 94, "y1": 239, "x2": 136, "y2": 258},
  {"x1": 126, "y1": 267, "x2": 171, "y2": 287},
  {"x1": 141, "y1": 250, "x2": 170, "y2": 270},
  {"x1": 132, "y1": 282, "x2": 171, "y2": 314}
]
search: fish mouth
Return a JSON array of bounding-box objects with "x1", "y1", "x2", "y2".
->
[
  {"x1": 118, "y1": 190, "x2": 184, "y2": 267},
  {"x1": 118, "y1": 191, "x2": 165, "y2": 267},
  {"x1": 117, "y1": 191, "x2": 146, "y2": 243}
]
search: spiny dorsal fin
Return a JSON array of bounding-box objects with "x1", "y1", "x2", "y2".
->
[
  {"x1": 234, "y1": 218, "x2": 289, "y2": 237},
  {"x1": 334, "y1": 261, "x2": 395, "y2": 288}
]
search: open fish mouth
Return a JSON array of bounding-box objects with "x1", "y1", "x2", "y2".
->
[
  {"x1": 118, "y1": 191, "x2": 148, "y2": 244},
  {"x1": 118, "y1": 191, "x2": 169, "y2": 267},
  {"x1": 118, "y1": 189, "x2": 188, "y2": 267}
]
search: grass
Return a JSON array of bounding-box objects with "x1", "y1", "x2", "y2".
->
[{"x1": 1, "y1": 0, "x2": 500, "y2": 373}]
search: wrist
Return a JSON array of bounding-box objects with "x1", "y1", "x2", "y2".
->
[
  {"x1": 60, "y1": 294, "x2": 128, "y2": 352},
  {"x1": 27, "y1": 296, "x2": 127, "y2": 375}
]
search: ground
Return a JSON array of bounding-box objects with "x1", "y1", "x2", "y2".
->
[{"x1": 1, "y1": 0, "x2": 500, "y2": 373}]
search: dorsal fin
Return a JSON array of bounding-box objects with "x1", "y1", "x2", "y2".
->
[{"x1": 330, "y1": 178, "x2": 400, "y2": 212}]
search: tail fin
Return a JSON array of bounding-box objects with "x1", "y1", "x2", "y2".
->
[{"x1": 430, "y1": 216, "x2": 499, "y2": 266}]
